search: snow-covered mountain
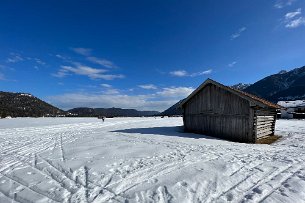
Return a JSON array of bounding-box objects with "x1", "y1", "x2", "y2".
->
[{"x1": 230, "y1": 83, "x2": 251, "y2": 90}]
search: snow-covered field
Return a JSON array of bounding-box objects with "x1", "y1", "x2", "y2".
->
[{"x1": 1, "y1": 117, "x2": 305, "y2": 203}]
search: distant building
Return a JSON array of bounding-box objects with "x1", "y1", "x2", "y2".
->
[
  {"x1": 277, "y1": 100, "x2": 305, "y2": 119},
  {"x1": 181, "y1": 79, "x2": 281, "y2": 143}
]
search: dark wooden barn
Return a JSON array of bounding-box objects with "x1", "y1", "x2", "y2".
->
[{"x1": 181, "y1": 79, "x2": 281, "y2": 143}]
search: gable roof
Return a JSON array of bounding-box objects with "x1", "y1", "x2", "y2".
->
[{"x1": 180, "y1": 78, "x2": 282, "y2": 109}]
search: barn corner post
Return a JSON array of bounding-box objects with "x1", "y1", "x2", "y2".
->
[
  {"x1": 182, "y1": 105, "x2": 187, "y2": 132},
  {"x1": 271, "y1": 109, "x2": 277, "y2": 136},
  {"x1": 248, "y1": 106, "x2": 256, "y2": 143}
]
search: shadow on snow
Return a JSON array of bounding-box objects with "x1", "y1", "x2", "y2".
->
[{"x1": 112, "y1": 126, "x2": 221, "y2": 140}]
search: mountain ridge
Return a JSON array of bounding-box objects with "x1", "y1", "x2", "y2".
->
[
  {"x1": 244, "y1": 66, "x2": 305, "y2": 102},
  {"x1": 2, "y1": 65, "x2": 305, "y2": 117},
  {"x1": 0, "y1": 91, "x2": 64, "y2": 118},
  {"x1": 161, "y1": 65, "x2": 305, "y2": 115},
  {"x1": 0, "y1": 91, "x2": 159, "y2": 118},
  {"x1": 67, "y1": 107, "x2": 159, "y2": 117}
]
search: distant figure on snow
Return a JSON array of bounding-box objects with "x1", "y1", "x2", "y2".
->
[{"x1": 98, "y1": 116, "x2": 105, "y2": 122}]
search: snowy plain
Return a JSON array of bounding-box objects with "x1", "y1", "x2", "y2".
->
[{"x1": 0, "y1": 117, "x2": 305, "y2": 203}]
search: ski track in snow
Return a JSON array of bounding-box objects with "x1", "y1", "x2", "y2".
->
[{"x1": 0, "y1": 117, "x2": 305, "y2": 203}]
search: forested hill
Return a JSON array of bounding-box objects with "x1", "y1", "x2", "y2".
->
[
  {"x1": 68, "y1": 107, "x2": 159, "y2": 117},
  {"x1": 244, "y1": 66, "x2": 305, "y2": 102},
  {"x1": 0, "y1": 91, "x2": 64, "y2": 118}
]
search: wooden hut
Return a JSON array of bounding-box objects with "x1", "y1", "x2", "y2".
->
[{"x1": 180, "y1": 79, "x2": 281, "y2": 143}]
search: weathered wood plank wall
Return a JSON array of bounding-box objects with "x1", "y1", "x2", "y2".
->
[{"x1": 183, "y1": 84, "x2": 254, "y2": 143}]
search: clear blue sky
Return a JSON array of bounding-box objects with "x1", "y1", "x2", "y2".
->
[{"x1": 0, "y1": 0, "x2": 305, "y2": 111}]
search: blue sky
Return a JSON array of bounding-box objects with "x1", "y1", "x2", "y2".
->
[{"x1": 0, "y1": 0, "x2": 305, "y2": 111}]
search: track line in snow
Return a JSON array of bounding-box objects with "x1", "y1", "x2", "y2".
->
[
  {"x1": 59, "y1": 134, "x2": 66, "y2": 162},
  {"x1": 0, "y1": 172, "x2": 61, "y2": 202},
  {"x1": 248, "y1": 165, "x2": 304, "y2": 203}
]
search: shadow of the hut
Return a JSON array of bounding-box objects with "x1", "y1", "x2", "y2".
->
[{"x1": 112, "y1": 126, "x2": 222, "y2": 140}]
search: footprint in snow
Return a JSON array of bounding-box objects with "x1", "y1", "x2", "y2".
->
[
  {"x1": 177, "y1": 181, "x2": 187, "y2": 187},
  {"x1": 226, "y1": 193, "x2": 233, "y2": 201},
  {"x1": 281, "y1": 192, "x2": 289, "y2": 197},
  {"x1": 253, "y1": 187, "x2": 262, "y2": 194},
  {"x1": 147, "y1": 178, "x2": 158, "y2": 184}
]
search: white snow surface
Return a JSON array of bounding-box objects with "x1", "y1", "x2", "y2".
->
[{"x1": 1, "y1": 117, "x2": 305, "y2": 203}]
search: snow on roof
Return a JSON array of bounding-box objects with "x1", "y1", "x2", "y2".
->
[{"x1": 277, "y1": 100, "x2": 305, "y2": 108}]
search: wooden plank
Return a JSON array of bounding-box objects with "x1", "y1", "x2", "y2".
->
[
  {"x1": 256, "y1": 123, "x2": 273, "y2": 129},
  {"x1": 257, "y1": 130, "x2": 273, "y2": 138},
  {"x1": 257, "y1": 128, "x2": 272, "y2": 134},
  {"x1": 257, "y1": 128, "x2": 273, "y2": 134},
  {"x1": 256, "y1": 119, "x2": 275, "y2": 122},
  {"x1": 257, "y1": 126, "x2": 273, "y2": 131},
  {"x1": 257, "y1": 124, "x2": 273, "y2": 129},
  {"x1": 255, "y1": 121, "x2": 274, "y2": 125},
  {"x1": 257, "y1": 128, "x2": 273, "y2": 135},
  {"x1": 254, "y1": 116, "x2": 274, "y2": 119},
  {"x1": 255, "y1": 118, "x2": 274, "y2": 122},
  {"x1": 255, "y1": 119, "x2": 274, "y2": 123},
  {"x1": 255, "y1": 116, "x2": 274, "y2": 119},
  {"x1": 255, "y1": 115, "x2": 276, "y2": 119},
  {"x1": 255, "y1": 121, "x2": 274, "y2": 126},
  {"x1": 256, "y1": 115, "x2": 274, "y2": 118},
  {"x1": 257, "y1": 130, "x2": 273, "y2": 136},
  {"x1": 255, "y1": 122, "x2": 274, "y2": 126},
  {"x1": 249, "y1": 108, "x2": 255, "y2": 143}
]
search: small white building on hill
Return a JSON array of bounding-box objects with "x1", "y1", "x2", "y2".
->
[{"x1": 277, "y1": 100, "x2": 305, "y2": 119}]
